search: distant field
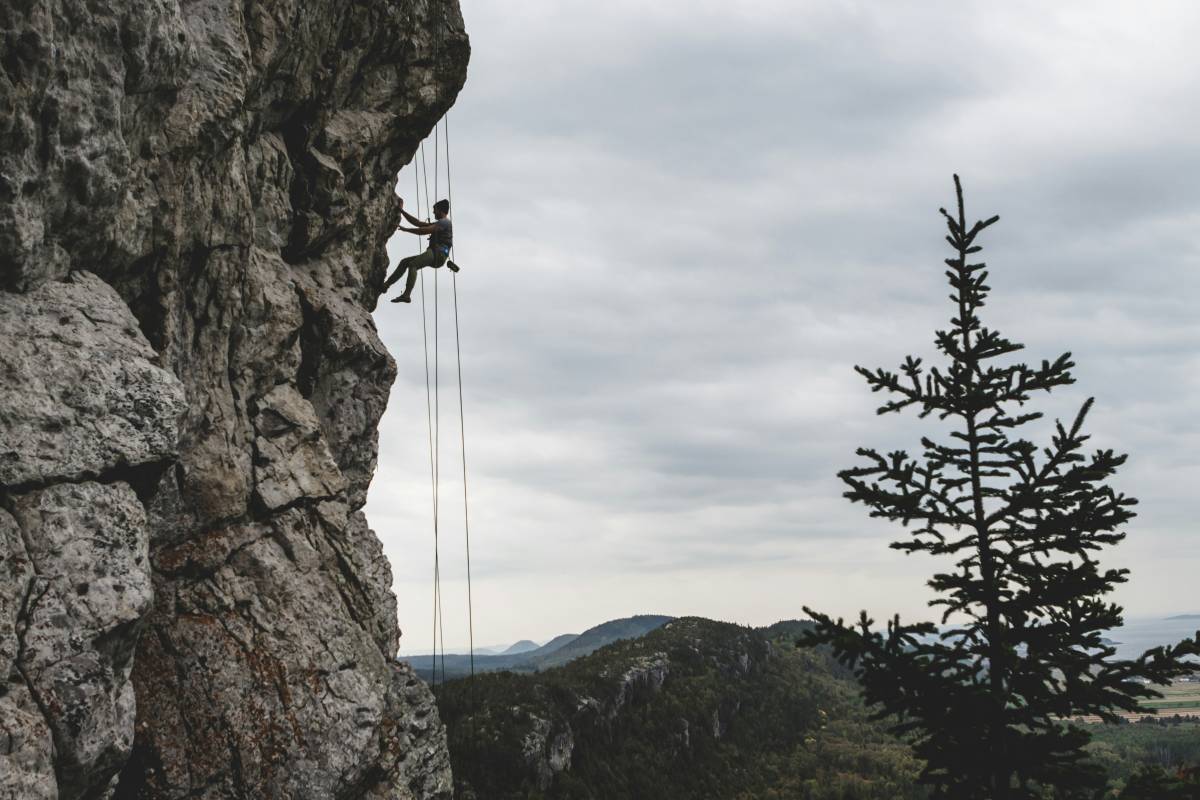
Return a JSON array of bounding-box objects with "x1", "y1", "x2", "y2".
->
[
  {"x1": 1141, "y1": 701, "x2": 1200, "y2": 710},
  {"x1": 1140, "y1": 681, "x2": 1200, "y2": 711},
  {"x1": 1074, "y1": 681, "x2": 1200, "y2": 723}
]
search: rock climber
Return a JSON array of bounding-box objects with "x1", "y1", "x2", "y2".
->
[{"x1": 384, "y1": 198, "x2": 457, "y2": 304}]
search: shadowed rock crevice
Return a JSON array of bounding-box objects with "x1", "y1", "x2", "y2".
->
[
  {"x1": 1, "y1": 0, "x2": 469, "y2": 797},
  {"x1": 1, "y1": 456, "x2": 177, "y2": 506}
]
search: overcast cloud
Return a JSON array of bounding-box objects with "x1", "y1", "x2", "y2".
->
[{"x1": 366, "y1": 0, "x2": 1200, "y2": 651}]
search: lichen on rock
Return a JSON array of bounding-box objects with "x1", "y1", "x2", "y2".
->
[{"x1": 1, "y1": 0, "x2": 469, "y2": 797}]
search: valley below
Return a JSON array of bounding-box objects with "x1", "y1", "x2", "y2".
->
[{"x1": 414, "y1": 616, "x2": 1200, "y2": 799}]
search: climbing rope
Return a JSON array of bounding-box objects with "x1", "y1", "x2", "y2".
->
[
  {"x1": 415, "y1": 148, "x2": 446, "y2": 691},
  {"x1": 432, "y1": 0, "x2": 476, "y2": 687},
  {"x1": 442, "y1": 110, "x2": 476, "y2": 681},
  {"x1": 393, "y1": 0, "x2": 472, "y2": 700},
  {"x1": 429, "y1": 0, "x2": 445, "y2": 697},
  {"x1": 406, "y1": 0, "x2": 474, "y2": 696}
]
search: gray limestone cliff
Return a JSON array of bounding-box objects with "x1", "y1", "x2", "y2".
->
[{"x1": 0, "y1": 1, "x2": 468, "y2": 798}]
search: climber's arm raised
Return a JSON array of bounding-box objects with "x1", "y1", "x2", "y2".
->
[
  {"x1": 399, "y1": 208, "x2": 427, "y2": 226},
  {"x1": 396, "y1": 198, "x2": 428, "y2": 228}
]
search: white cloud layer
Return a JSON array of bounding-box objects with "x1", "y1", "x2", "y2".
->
[{"x1": 368, "y1": 0, "x2": 1200, "y2": 651}]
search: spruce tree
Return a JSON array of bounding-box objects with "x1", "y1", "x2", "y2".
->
[{"x1": 803, "y1": 176, "x2": 1199, "y2": 799}]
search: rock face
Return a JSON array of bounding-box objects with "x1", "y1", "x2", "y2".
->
[
  {"x1": 0, "y1": 272, "x2": 184, "y2": 800},
  {"x1": 0, "y1": 1, "x2": 468, "y2": 798}
]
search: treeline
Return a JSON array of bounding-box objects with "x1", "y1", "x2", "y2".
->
[{"x1": 1090, "y1": 720, "x2": 1200, "y2": 798}]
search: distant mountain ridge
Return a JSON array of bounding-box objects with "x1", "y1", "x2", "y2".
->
[
  {"x1": 537, "y1": 633, "x2": 580, "y2": 654},
  {"x1": 501, "y1": 640, "x2": 542, "y2": 655},
  {"x1": 404, "y1": 614, "x2": 673, "y2": 682},
  {"x1": 521, "y1": 615, "x2": 674, "y2": 671}
]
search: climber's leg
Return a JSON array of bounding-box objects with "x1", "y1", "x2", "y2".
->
[
  {"x1": 399, "y1": 260, "x2": 421, "y2": 300},
  {"x1": 385, "y1": 252, "x2": 421, "y2": 291},
  {"x1": 391, "y1": 250, "x2": 440, "y2": 302},
  {"x1": 383, "y1": 261, "x2": 405, "y2": 291}
]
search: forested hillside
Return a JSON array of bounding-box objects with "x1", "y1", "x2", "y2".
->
[
  {"x1": 438, "y1": 618, "x2": 926, "y2": 799},
  {"x1": 437, "y1": 617, "x2": 1200, "y2": 798}
]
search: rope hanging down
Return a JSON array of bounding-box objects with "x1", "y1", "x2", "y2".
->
[
  {"x1": 394, "y1": 0, "x2": 472, "y2": 696},
  {"x1": 446, "y1": 111, "x2": 476, "y2": 683},
  {"x1": 415, "y1": 148, "x2": 446, "y2": 689},
  {"x1": 430, "y1": 0, "x2": 445, "y2": 696},
  {"x1": 412, "y1": 110, "x2": 474, "y2": 691}
]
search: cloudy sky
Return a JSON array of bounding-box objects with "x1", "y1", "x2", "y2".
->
[{"x1": 368, "y1": 0, "x2": 1200, "y2": 652}]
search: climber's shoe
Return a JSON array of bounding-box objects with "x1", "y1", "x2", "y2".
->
[
  {"x1": 447, "y1": 260, "x2": 460, "y2": 273},
  {"x1": 391, "y1": 295, "x2": 411, "y2": 304}
]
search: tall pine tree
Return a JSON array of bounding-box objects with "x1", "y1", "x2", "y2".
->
[{"x1": 803, "y1": 176, "x2": 1199, "y2": 799}]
